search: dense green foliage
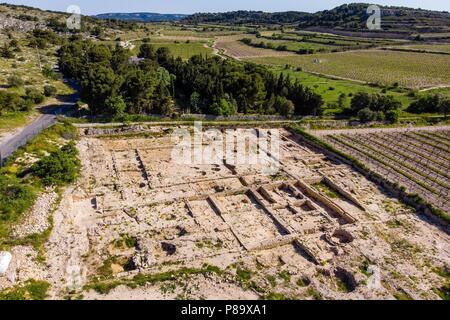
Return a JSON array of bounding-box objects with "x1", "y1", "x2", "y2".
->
[
  {"x1": 0, "y1": 88, "x2": 47, "y2": 115},
  {"x1": 59, "y1": 40, "x2": 324, "y2": 116},
  {"x1": 0, "y1": 280, "x2": 50, "y2": 300},
  {"x1": 183, "y1": 10, "x2": 310, "y2": 25},
  {"x1": 163, "y1": 54, "x2": 323, "y2": 115},
  {"x1": 408, "y1": 94, "x2": 450, "y2": 115},
  {"x1": 0, "y1": 122, "x2": 79, "y2": 242},
  {"x1": 58, "y1": 40, "x2": 175, "y2": 116},
  {"x1": 0, "y1": 175, "x2": 36, "y2": 225},
  {"x1": 349, "y1": 92, "x2": 401, "y2": 122},
  {"x1": 32, "y1": 141, "x2": 81, "y2": 186}
]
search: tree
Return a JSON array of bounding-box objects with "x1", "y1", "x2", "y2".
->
[
  {"x1": 439, "y1": 98, "x2": 450, "y2": 118},
  {"x1": 210, "y1": 98, "x2": 236, "y2": 116},
  {"x1": 138, "y1": 43, "x2": 156, "y2": 60},
  {"x1": 190, "y1": 92, "x2": 201, "y2": 113},
  {"x1": 80, "y1": 63, "x2": 121, "y2": 112},
  {"x1": 385, "y1": 110, "x2": 399, "y2": 123},
  {"x1": 338, "y1": 93, "x2": 346, "y2": 109},
  {"x1": 105, "y1": 96, "x2": 127, "y2": 118},
  {"x1": 274, "y1": 96, "x2": 294, "y2": 118},
  {"x1": 351, "y1": 92, "x2": 371, "y2": 113},
  {"x1": 407, "y1": 95, "x2": 441, "y2": 114},
  {"x1": 358, "y1": 108, "x2": 377, "y2": 123}
]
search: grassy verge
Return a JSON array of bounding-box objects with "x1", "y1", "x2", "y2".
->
[
  {"x1": 0, "y1": 121, "x2": 80, "y2": 250},
  {"x1": 0, "y1": 279, "x2": 50, "y2": 300},
  {"x1": 84, "y1": 264, "x2": 225, "y2": 295}
]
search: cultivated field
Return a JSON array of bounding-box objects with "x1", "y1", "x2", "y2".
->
[
  {"x1": 387, "y1": 43, "x2": 450, "y2": 54},
  {"x1": 245, "y1": 50, "x2": 450, "y2": 89},
  {"x1": 214, "y1": 35, "x2": 295, "y2": 59},
  {"x1": 313, "y1": 127, "x2": 450, "y2": 214}
]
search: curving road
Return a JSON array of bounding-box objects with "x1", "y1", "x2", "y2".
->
[{"x1": 0, "y1": 96, "x2": 77, "y2": 165}]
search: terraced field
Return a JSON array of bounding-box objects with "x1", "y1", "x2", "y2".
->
[
  {"x1": 313, "y1": 127, "x2": 450, "y2": 214},
  {"x1": 245, "y1": 50, "x2": 450, "y2": 89}
]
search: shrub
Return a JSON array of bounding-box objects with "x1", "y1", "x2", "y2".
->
[
  {"x1": 0, "y1": 44, "x2": 15, "y2": 59},
  {"x1": 0, "y1": 90, "x2": 22, "y2": 113},
  {"x1": 209, "y1": 98, "x2": 237, "y2": 116},
  {"x1": 105, "y1": 95, "x2": 126, "y2": 117},
  {"x1": 0, "y1": 175, "x2": 36, "y2": 224},
  {"x1": 43, "y1": 85, "x2": 57, "y2": 97},
  {"x1": 407, "y1": 94, "x2": 441, "y2": 114},
  {"x1": 0, "y1": 280, "x2": 50, "y2": 300},
  {"x1": 32, "y1": 142, "x2": 80, "y2": 186},
  {"x1": 25, "y1": 88, "x2": 45, "y2": 104},
  {"x1": 385, "y1": 109, "x2": 399, "y2": 123},
  {"x1": 357, "y1": 108, "x2": 378, "y2": 123},
  {"x1": 7, "y1": 74, "x2": 24, "y2": 88}
]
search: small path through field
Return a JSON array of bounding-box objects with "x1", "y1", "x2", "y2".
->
[{"x1": 419, "y1": 84, "x2": 450, "y2": 92}]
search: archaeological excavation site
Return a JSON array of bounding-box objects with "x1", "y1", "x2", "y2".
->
[{"x1": 1, "y1": 124, "x2": 449, "y2": 300}]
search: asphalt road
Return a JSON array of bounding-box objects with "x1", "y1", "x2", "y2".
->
[{"x1": 0, "y1": 98, "x2": 76, "y2": 165}]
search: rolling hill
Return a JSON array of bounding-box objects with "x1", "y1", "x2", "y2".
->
[{"x1": 95, "y1": 12, "x2": 188, "y2": 22}]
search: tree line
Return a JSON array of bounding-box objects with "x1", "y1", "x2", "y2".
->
[{"x1": 58, "y1": 39, "x2": 325, "y2": 117}]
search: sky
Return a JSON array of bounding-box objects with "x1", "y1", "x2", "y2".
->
[{"x1": 2, "y1": 0, "x2": 449, "y2": 15}]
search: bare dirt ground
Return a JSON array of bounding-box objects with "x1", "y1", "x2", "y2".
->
[{"x1": 1, "y1": 126, "x2": 449, "y2": 300}]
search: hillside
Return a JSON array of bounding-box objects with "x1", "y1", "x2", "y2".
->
[
  {"x1": 184, "y1": 10, "x2": 310, "y2": 25},
  {"x1": 95, "y1": 12, "x2": 188, "y2": 22},
  {"x1": 298, "y1": 3, "x2": 450, "y2": 35},
  {"x1": 182, "y1": 3, "x2": 450, "y2": 38},
  {"x1": 0, "y1": 3, "x2": 136, "y2": 33}
]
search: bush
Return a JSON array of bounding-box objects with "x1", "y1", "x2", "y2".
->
[
  {"x1": 351, "y1": 91, "x2": 401, "y2": 120},
  {"x1": 31, "y1": 142, "x2": 80, "y2": 186},
  {"x1": 7, "y1": 74, "x2": 24, "y2": 88},
  {"x1": 210, "y1": 98, "x2": 237, "y2": 116},
  {"x1": 357, "y1": 108, "x2": 378, "y2": 123},
  {"x1": 0, "y1": 280, "x2": 50, "y2": 300},
  {"x1": 0, "y1": 44, "x2": 15, "y2": 59},
  {"x1": 385, "y1": 110, "x2": 399, "y2": 123},
  {"x1": 42, "y1": 65, "x2": 58, "y2": 80},
  {"x1": 43, "y1": 85, "x2": 57, "y2": 97},
  {"x1": 0, "y1": 90, "x2": 22, "y2": 113},
  {"x1": 274, "y1": 96, "x2": 295, "y2": 118},
  {"x1": 0, "y1": 175, "x2": 36, "y2": 223},
  {"x1": 105, "y1": 95, "x2": 127, "y2": 117},
  {"x1": 25, "y1": 88, "x2": 45, "y2": 104},
  {"x1": 408, "y1": 94, "x2": 446, "y2": 114}
]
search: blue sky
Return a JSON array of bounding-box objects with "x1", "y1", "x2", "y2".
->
[{"x1": 3, "y1": 0, "x2": 449, "y2": 14}]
